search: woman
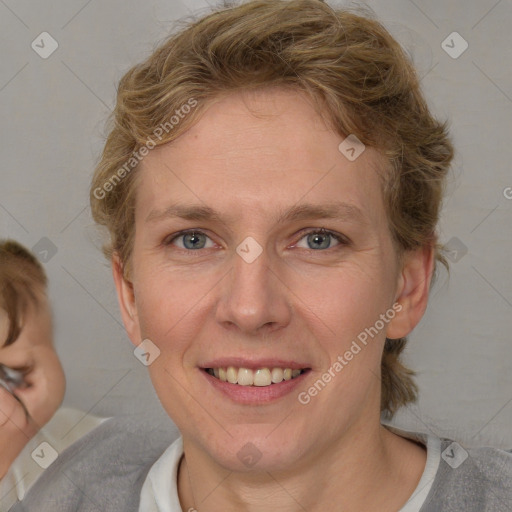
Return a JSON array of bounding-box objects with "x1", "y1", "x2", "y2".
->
[{"x1": 13, "y1": 1, "x2": 511, "y2": 511}]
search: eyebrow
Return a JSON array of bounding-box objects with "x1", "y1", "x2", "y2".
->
[{"x1": 145, "y1": 201, "x2": 366, "y2": 225}]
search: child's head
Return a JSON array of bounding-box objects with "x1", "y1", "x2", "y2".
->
[{"x1": 0, "y1": 240, "x2": 65, "y2": 435}]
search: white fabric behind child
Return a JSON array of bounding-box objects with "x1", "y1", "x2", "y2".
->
[{"x1": 0, "y1": 407, "x2": 105, "y2": 511}]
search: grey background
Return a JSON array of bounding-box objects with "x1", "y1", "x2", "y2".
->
[{"x1": 1, "y1": 0, "x2": 511, "y2": 448}]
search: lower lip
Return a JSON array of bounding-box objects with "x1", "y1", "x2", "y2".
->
[{"x1": 200, "y1": 369, "x2": 310, "y2": 405}]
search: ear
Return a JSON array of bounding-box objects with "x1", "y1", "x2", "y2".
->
[
  {"x1": 112, "y1": 253, "x2": 141, "y2": 346},
  {"x1": 386, "y1": 244, "x2": 435, "y2": 339}
]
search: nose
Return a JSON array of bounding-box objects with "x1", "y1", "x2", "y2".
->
[{"x1": 215, "y1": 245, "x2": 292, "y2": 336}]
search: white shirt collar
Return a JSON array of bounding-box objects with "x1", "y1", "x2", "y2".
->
[{"x1": 139, "y1": 427, "x2": 441, "y2": 512}]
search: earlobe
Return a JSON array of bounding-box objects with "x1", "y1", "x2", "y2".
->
[
  {"x1": 386, "y1": 245, "x2": 435, "y2": 340},
  {"x1": 112, "y1": 254, "x2": 140, "y2": 345}
]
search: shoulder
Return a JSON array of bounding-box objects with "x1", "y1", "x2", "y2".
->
[
  {"x1": 9, "y1": 413, "x2": 180, "y2": 512},
  {"x1": 1, "y1": 409, "x2": 105, "y2": 509},
  {"x1": 422, "y1": 439, "x2": 512, "y2": 512}
]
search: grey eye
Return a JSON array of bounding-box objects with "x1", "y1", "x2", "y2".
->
[
  {"x1": 308, "y1": 232, "x2": 331, "y2": 249},
  {"x1": 172, "y1": 231, "x2": 214, "y2": 250},
  {"x1": 183, "y1": 232, "x2": 206, "y2": 249},
  {"x1": 0, "y1": 364, "x2": 25, "y2": 391},
  {"x1": 296, "y1": 231, "x2": 341, "y2": 250}
]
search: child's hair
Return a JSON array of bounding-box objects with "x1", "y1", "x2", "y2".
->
[
  {"x1": 89, "y1": 0, "x2": 454, "y2": 416},
  {"x1": 0, "y1": 240, "x2": 48, "y2": 347}
]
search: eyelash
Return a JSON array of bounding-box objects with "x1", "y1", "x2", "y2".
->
[{"x1": 164, "y1": 228, "x2": 350, "y2": 251}]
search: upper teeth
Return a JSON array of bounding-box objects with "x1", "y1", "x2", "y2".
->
[{"x1": 207, "y1": 367, "x2": 304, "y2": 386}]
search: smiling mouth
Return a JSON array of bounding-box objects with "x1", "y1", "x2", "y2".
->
[{"x1": 204, "y1": 366, "x2": 309, "y2": 387}]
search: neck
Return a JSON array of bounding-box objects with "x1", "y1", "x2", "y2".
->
[{"x1": 178, "y1": 415, "x2": 426, "y2": 512}]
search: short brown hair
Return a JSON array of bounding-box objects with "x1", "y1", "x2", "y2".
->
[
  {"x1": 0, "y1": 240, "x2": 47, "y2": 347},
  {"x1": 90, "y1": 0, "x2": 453, "y2": 416}
]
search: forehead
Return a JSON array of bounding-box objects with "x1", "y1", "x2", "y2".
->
[{"x1": 136, "y1": 89, "x2": 388, "y2": 225}]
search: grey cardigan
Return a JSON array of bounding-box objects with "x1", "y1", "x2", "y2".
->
[{"x1": 9, "y1": 415, "x2": 512, "y2": 511}]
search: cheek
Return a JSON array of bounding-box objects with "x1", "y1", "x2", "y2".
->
[
  {"x1": 134, "y1": 266, "x2": 214, "y2": 357},
  {"x1": 290, "y1": 260, "x2": 395, "y2": 343},
  {"x1": 47, "y1": 350, "x2": 66, "y2": 398},
  {"x1": 31, "y1": 349, "x2": 66, "y2": 422}
]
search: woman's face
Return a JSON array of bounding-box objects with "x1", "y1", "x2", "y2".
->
[{"x1": 116, "y1": 89, "x2": 427, "y2": 471}]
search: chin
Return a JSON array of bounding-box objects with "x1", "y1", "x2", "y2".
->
[{"x1": 191, "y1": 424, "x2": 308, "y2": 473}]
